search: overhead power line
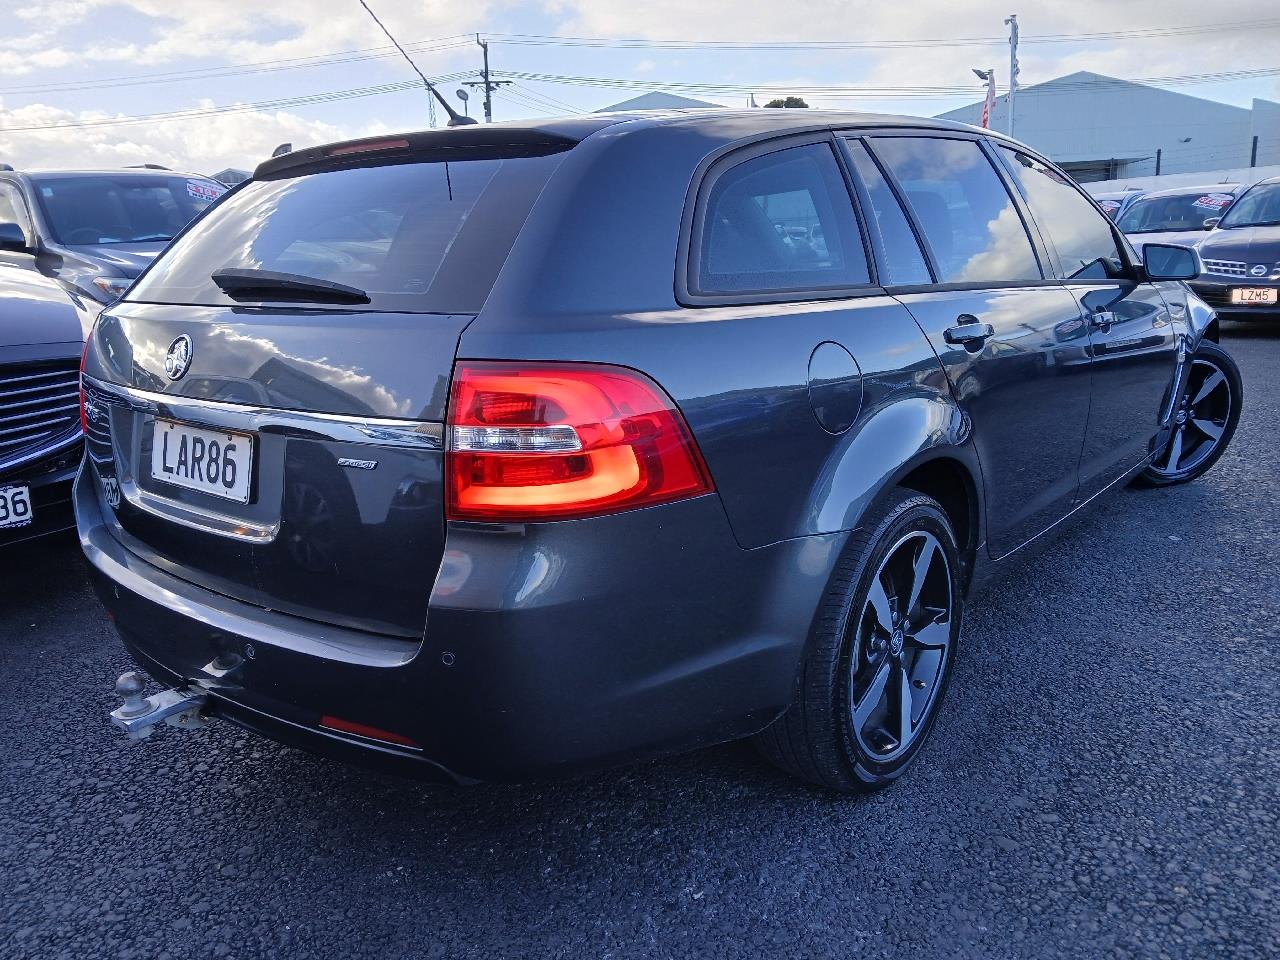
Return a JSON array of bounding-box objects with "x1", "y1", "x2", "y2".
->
[
  {"x1": 0, "y1": 72, "x2": 473, "y2": 133},
  {"x1": 4, "y1": 17, "x2": 1277, "y2": 98},
  {"x1": 0, "y1": 37, "x2": 473, "y2": 97},
  {"x1": 485, "y1": 18, "x2": 1280, "y2": 50},
  {"x1": 493, "y1": 65, "x2": 1280, "y2": 101},
  {"x1": 7, "y1": 61, "x2": 1279, "y2": 134}
]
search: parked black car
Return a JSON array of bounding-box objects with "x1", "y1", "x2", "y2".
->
[
  {"x1": 0, "y1": 167, "x2": 227, "y2": 304},
  {"x1": 1191, "y1": 176, "x2": 1280, "y2": 320},
  {"x1": 1, "y1": 266, "x2": 91, "y2": 548},
  {"x1": 79, "y1": 112, "x2": 1241, "y2": 792}
]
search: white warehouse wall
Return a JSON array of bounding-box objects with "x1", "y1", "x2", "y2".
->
[{"x1": 938, "y1": 72, "x2": 1280, "y2": 179}]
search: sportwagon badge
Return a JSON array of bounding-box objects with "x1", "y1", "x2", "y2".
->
[{"x1": 164, "y1": 335, "x2": 193, "y2": 380}]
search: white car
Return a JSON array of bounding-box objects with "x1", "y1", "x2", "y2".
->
[{"x1": 1116, "y1": 184, "x2": 1242, "y2": 257}]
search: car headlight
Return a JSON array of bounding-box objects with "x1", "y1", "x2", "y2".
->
[{"x1": 91, "y1": 276, "x2": 132, "y2": 300}]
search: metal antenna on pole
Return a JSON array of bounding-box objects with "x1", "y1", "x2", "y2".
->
[
  {"x1": 355, "y1": 0, "x2": 476, "y2": 126},
  {"x1": 1004, "y1": 13, "x2": 1019, "y2": 139}
]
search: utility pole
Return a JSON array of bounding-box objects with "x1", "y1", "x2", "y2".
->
[
  {"x1": 1155, "y1": 148, "x2": 1162, "y2": 176},
  {"x1": 1251, "y1": 135, "x2": 1259, "y2": 167},
  {"x1": 467, "y1": 34, "x2": 512, "y2": 123},
  {"x1": 1004, "y1": 14, "x2": 1019, "y2": 139}
]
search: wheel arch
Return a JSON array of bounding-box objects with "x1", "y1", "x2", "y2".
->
[
  {"x1": 893, "y1": 453, "x2": 982, "y2": 561},
  {"x1": 805, "y1": 390, "x2": 982, "y2": 532}
]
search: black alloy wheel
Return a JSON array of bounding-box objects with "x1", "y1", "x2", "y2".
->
[
  {"x1": 756, "y1": 488, "x2": 962, "y2": 793},
  {"x1": 849, "y1": 530, "x2": 953, "y2": 762},
  {"x1": 1137, "y1": 340, "x2": 1242, "y2": 487}
]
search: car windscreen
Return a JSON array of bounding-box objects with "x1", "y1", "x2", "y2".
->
[
  {"x1": 32, "y1": 174, "x2": 227, "y2": 245},
  {"x1": 1218, "y1": 182, "x2": 1280, "y2": 228},
  {"x1": 1116, "y1": 191, "x2": 1234, "y2": 233},
  {"x1": 126, "y1": 153, "x2": 568, "y2": 314}
]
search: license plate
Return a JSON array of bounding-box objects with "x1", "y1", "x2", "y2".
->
[
  {"x1": 1230, "y1": 287, "x2": 1278, "y2": 305},
  {"x1": 0, "y1": 485, "x2": 33, "y2": 529},
  {"x1": 151, "y1": 419, "x2": 253, "y2": 503}
]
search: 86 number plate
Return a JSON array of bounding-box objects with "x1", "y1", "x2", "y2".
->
[
  {"x1": 151, "y1": 418, "x2": 254, "y2": 503},
  {"x1": 0, "y1": 485, "x2": 33, "y2": 529}
]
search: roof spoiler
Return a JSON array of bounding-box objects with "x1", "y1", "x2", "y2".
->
[{"x1": 253, "y1": 128, "x2": 580, "y2": 181}]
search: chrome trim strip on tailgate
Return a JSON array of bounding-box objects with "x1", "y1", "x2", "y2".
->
[
  {"x1": 119, "y1": 474, "x2": 280, "y2": 543},
  {"x1": 82, "y1": 375, "x2": 444, "y2": 450}
]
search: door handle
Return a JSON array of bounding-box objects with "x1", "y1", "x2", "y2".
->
[
  {"x1": 1090, "y1": 310, "x2": 1118, "y2": 328},
  {"x1": 943, "y1": 321, "x2": 995, "y2": 347}
]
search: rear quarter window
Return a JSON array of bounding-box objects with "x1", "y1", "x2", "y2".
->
[
  {"x1": 126, "y1": 152, "x2": 568, "y2": 314},
  {"x1": 692, "y1": 142, "x2": 871, "y2": 298}
]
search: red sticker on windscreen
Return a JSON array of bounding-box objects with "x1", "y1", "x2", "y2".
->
[
  {"x1": 187, "y1": 180, "x2": 225, "y2": 203},
  {"x1": 1192, "y1": 193, "x2": 1233, "y2": 210}
]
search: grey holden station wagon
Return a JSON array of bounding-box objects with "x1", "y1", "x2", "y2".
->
[{"x1": 79, "y1": 111, "x2": 1241, "y2": 792}]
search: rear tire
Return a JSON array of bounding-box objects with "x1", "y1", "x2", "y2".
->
[
  {"x1": 1135, "y1": 340, "x2": 1241, "y2": 488},
  {"x1": 756, "y1": 488, "x2": 962, "y2": 793}
]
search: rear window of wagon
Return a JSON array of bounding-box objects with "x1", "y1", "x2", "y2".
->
[{"x1": 126, "y1": 151, "x2": 569, "y2": 314}]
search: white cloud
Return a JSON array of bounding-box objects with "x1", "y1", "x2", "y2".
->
[
  {"x1": 2, "y1": 0, "x2": 494, "y2": 74},
  {"x1": 0, "y1": 97, "x2": 362, "y2": 173}
]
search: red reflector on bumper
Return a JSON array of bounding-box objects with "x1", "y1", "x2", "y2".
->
[{"x1": 319, "y1": 715, "x2": 420, "y2": 748}]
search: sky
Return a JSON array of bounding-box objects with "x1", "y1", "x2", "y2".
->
[{"x1": 2, "y1": 0, "x2": 1279, "y2": 174}]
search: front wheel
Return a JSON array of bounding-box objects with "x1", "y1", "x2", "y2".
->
[
  {"x1": 755, "y1": 489, "x2": 962, "y2": 793},
  {"x1": 1136, "y1": 340, "x2": 1242, "y2": 487}
]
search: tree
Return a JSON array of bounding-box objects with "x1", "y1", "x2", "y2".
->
[{"x1": 763, "y1": 96, "x2": 809, "y2": 109}]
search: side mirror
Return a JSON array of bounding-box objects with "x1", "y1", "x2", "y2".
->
[
  {"x1": 1144, "y1": 243, "x2": 1200, "y2": 281},
  {"x1": 0, "y1": 221, "x2": 29, "y2": 252},
  {"x1": 1202, "y1": 217, "x2": 1221, "y2": 229}
]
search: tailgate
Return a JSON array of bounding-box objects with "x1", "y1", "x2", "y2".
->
[{"x1": 83, "y1": 303, "x2": 466, "y2": 638}]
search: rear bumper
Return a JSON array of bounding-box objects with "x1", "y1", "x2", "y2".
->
[
  {"x1": 1, "y1": 446, "x2": 81, "y2": 549},
  {"x1": 77, "y1": 467, "x2": 842, "y2": 782}
]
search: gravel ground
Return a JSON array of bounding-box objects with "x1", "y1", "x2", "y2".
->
[{"x1": 2, "y1": 324, "x2": 1277, "y2": 960}]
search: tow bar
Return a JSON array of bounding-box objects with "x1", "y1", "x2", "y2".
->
[{"x1": 109, "y1": 671, "x2": 211, "y2": 740}]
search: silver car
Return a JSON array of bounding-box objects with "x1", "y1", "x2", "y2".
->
[{"x1": 1117, "y1": 184, "x2": 1242, "y2": 257}]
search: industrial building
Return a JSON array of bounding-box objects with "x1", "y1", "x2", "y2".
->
[
  {"x1": 595, "y1": 92, "x2": 723, "y2": 112},
  {"x1": 937, "y1": 71, "x2": 1280, "y2": 182}
]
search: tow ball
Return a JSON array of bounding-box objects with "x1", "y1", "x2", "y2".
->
[{"x1": 110, "y1": 671, "x2": 211, "y2": 740}]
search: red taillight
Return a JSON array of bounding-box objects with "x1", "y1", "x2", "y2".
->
[
  {"x1": 78, "y1": 338, "x2": 90, "y2": 434},
  {"x1": 446, "y1": 362, "x2": 714, "y2": 522}
]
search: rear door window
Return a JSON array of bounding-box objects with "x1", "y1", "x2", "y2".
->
[
  {"x1": 126, "y1": 152, "x2": 568, "y2": 314},
  {"x1": 694, "y1": 142, "x2": 870, "y2": 296},
  {"x1": 998, "y1": 147, "x2": 1124, "y2": 280},
  {"x1": 842, "y1": 139, "x2": 932, "y2": 285},
  {"x1": 869, "y1": 136, "x2": 1041, "y2": 285}
]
